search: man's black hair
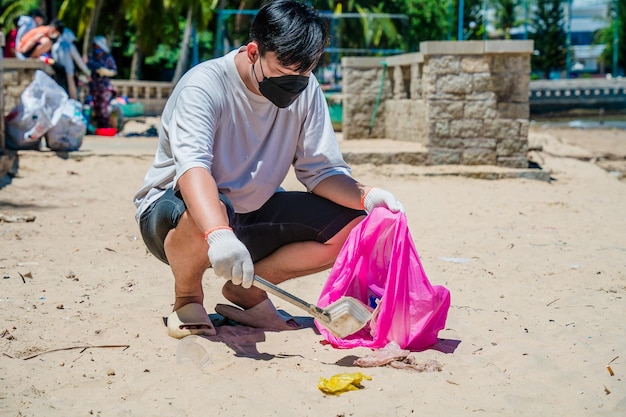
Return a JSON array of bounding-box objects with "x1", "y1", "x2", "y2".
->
[
  {"x1": 249, "y1": 0, "x2": 328, "y2": 73},
  {"x1": 29, "y1": 8, "x2": 46, "y2": 20},
  {"x1": 50, "y1": 18, "x2": 65, "y2": 33}
]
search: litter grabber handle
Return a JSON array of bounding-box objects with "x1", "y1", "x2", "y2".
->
[{"x1": 252, "y1": 275, "x2": 332, "y2": 323}]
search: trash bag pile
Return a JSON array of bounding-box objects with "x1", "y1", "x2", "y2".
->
[{"x1": 5, "y1": 70, "x2": 86, "y2": 151}]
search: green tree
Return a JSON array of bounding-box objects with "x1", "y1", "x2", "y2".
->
[
  {"x1": 165, "y1": 0, "x2": 218, "y2": 83},
  {"x1": 495, "y1": 0, "x2": 519, "y2": 39},
  {"x1": 530, "y1": 0, "x2": 567, "y2": 78},
  {"x1": 596, "y1": 0, "x2": 626, "y2": 75},
  {"x1": 0, "y1": 0, "x2": 39, "y2": 28},
  {"x1": 385, "y1": 0, "x2": 449, "y2": 51}
]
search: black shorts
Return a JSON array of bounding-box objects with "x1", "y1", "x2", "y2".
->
[{"x1": 139, "y1": 188, "x2": 365, "y2": 264}]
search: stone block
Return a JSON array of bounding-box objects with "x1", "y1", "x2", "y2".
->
[
  {"x1": 422, "y1": 73, "x2": 437, "y2": 96},
  {"x1": 437, "y1": 73, "x2": 473, "y2": 95},
  {"x1": 505, "y1": 56, "x2": 530, "y2": 74},
  {"x1": 464, "y1": 100, "x2": 498, "y2": 119},
  {"x1": 431, "y1": 136, "x2": 463, "y2": 148},
  {"x1": 3, "y1": 71, "x2": 18, "y2": 84},
  {"x1": 466, "y1": 92, "x2": 497, "y2": 101},
  {"x1": 461, "y1": 57, "x2": 491, "y2": 73},
  {"x1": 491, "y1": 56, "x2": 507, "y2": 73},
  {"x1": 472, "y1": 73, "x2": 494, "y2": 94},
  {"x1": 343, "y1": 68, "x2": 386, "y2": 95},
  {"x1": 427, "y1": 100, "x2": 464, "y2": 120},
  {"x1": 497, "y1": 137, "x2": 529, "y2": 156},
  {"x1": 6, "y1": 85, "x2": 25, "y2": 98},
  {"x1": 464, "y1": 138, "x2": 497, "y2": 149},
  {"x1": 509, "y1": 76, "x2": 530, "y2": 102},
  {"x1": 484, "y1": 40, "x2": 534, "y2": 54},
  {"x1": 485, "y1": 119, "x2": 520, "y2": 139},
  {"x1": 424, "y1": 56, "x2": 460, "y2": 75},
  {"x1": 462, "y1": 148, "x2": 497, "y2": 165},
  {"x1": 433, "y1": 120, "x2": 450, "y2": 138},
  {"x1": 428, "y1": 148, "x2": 462, "y2": 165},
  {"x1": 450, "y1": 119, "x2": 484, "y2": 138},
  {"x1": 497, "y1": 156, "x2": 529, "y2": 168},
  {"x1": 420, "y1": 41, "x2": 485, "y2": 56}
]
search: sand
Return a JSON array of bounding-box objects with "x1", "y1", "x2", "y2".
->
[{"x1": 0, "y1": 124, "x2": 625, "y2": 416}]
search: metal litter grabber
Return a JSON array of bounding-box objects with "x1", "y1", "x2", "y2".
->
[{"x1": 252, "y1": 275, "x2": 371, "y2": 339}]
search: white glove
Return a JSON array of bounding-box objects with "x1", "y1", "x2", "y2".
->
[
  {"x1": 207, "y1": 228, "x2": 254, "y2": 288},
  {"x1": 362, "y1": 188, "x2": 405, "y2": 213}
]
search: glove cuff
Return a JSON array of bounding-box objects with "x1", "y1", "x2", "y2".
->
[
  {"x1": 206, "y1": 228, "x2": 236, "y2": 244},
  {"x1": 362, "y1": 188, "x2": 381, "y2": 212}
]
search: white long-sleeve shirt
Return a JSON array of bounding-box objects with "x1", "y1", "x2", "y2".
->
[{"x1": 134, "y1": 47, "x2": 350, "y2": 220}]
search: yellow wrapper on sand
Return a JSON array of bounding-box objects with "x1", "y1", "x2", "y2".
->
[{"x1": 317, "y1": 372, "x2": 372, "y2": 395}]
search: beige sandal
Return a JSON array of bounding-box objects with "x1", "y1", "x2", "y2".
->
[{"x1": 166, "y1": 303, "x2": 217, "y2": 339}]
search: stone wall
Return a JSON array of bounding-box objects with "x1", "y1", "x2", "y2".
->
[
  {"x1": 2, "y1": 59, "x2": 54, "y2": 116},
  {"x1": 342, "y1": 40, "x2": 534, "y2": 168}
]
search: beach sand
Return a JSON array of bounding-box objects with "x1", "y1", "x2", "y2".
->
[{"x1": 1, "y1": 124, "x2": 625, "y2": 416}]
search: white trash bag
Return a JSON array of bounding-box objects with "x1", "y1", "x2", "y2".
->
[
  {"x1": 5, "y1": 70, "x2": 68, "y2": 149},
  {"x1": 45, "y1": 99, "x2": 87, "y2": 151}
]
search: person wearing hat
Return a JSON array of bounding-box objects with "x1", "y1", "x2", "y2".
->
[{"x1": 87, "y1": 36, "x2": 118, "y2": 128}]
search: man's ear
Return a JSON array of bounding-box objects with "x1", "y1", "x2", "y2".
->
[{"x1": 246, "y1": 42, "x2": 259, "y2": 64}]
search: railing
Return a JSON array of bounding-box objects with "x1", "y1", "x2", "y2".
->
[
  {"x1": 111, "y1": 80, "x2": 173, "y2": 100},
  {"x1": 529, "y1": 79, "x2": 626, "y2": 113}
]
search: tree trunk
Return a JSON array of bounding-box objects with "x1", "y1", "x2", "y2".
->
[
  {"x1": 172, "y1": 8, "x2": 194, "y2": 84},
  {"x1": 83, "y1": 0, "x2": 105, "y2": 57},
  {"x1": 130, "y1": 47, "x2": 143, "y2": 80},
  {"x1": 40, "y1": 0, "x2": 56, "y2": 21}
]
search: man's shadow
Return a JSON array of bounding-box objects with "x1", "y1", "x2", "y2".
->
[
  {"x1": 167, "y1": 312, "x2": 461, "y2": 362},
  {"x1": 165, "y1": 311, "x2": 318, "y2": 361}
]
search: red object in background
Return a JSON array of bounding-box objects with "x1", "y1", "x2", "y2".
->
[
  {"x1": 95, "y1": 127, "x2": 117, "y2": 136},
  {"x1": 5, "y1": 29, "x2": 17, "y2": 58}
]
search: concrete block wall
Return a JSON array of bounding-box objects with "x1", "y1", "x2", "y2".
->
[
  {"x1": 342, "y1": 40, "x2": 534, "y2": 168},
  {"x1": 2, "y1": 59, "x2": 54, "y2": 115}
]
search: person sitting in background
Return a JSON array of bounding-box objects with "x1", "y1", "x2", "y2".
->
[
  {"x1": 17, "y1": 18, "x2": 64, "y2": 59},
  {"x1": 14, "y1": 9, "x2": 46, "y2": 59},
  {"x1": 51, "y1": 28, "x2": 91, "y2": 100},
  {"x1": 87, "y1": 36, "x2": 118, "y2": 128}
]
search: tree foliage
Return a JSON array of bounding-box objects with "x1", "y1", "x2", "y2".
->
[
  {"x1": 495, "y1": 0, "x2": 519, "y2": 39},
  {"x1": 384, "y1": 0, "x2": 449, "y2": 51},
  {"x1": 530, "y1": 0, "x2": 567, "y2": 78},
  {"x1": 596, "y1": 0, "x2": 626, "y2": 75},
  {"x1": 4, "y1": 0, "x2": 614, "y2": 81}
]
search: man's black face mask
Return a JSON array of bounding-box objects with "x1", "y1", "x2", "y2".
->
[{"x1": 253, "y1": 57, "x2": 309, "y2": 108}]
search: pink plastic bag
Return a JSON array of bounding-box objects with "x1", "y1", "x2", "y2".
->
[{"x1": 316, "y1": 207, "x2": 450, "y2": 350}]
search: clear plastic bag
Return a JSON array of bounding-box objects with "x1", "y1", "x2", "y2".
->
[
  {"x1": 45, "y1": 99, "x2": 87, "y2": 151},
  {"x1": 316, "y1": 207, "x2": 451, "y2": 351},
  {"x1": 5, "y1": 70, "x2": 68, "y2": 149}
]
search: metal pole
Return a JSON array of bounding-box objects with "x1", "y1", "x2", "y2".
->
[
  {"x1": 565, "y1": 0, "x2": 572, "y2": 78},
  {"x1": 524, "y1": 0, "x2": 529, "y2": 40},
  {"x1": 613, "y1": 0, "x2": 619, "y2": 76},
  {"x1": 483, "y1": 0, "x2": 488, "y2": 40},
  {"x1": 458, "y1": 0, "x2": 465, "y2": 40},
  {"x1": 448, "y1": 0, "x2": 453, "y2": 40}
]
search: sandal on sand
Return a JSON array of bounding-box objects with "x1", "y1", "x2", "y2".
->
[
  {"x1": 215, "y1": 298, "x2": 302, "y2": 331},
  {"x1": 167, "y1": 303, "x2": 217, "y2": 339}
]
